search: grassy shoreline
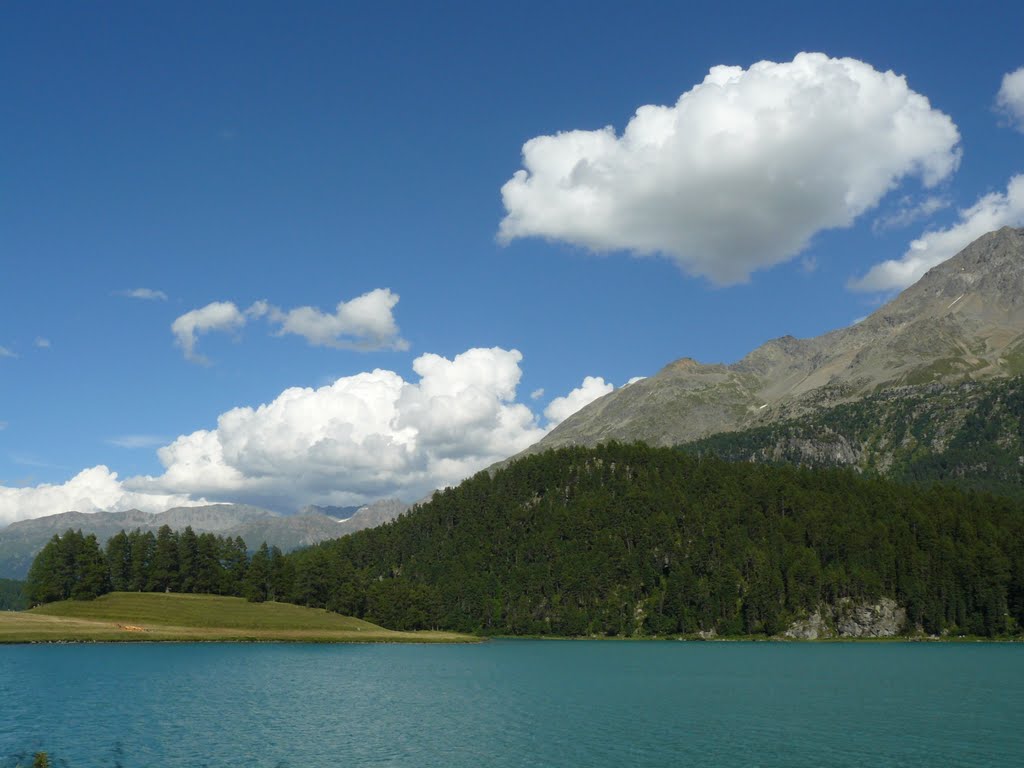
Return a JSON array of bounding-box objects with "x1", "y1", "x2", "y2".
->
[{"x1": 0, "y1": 592, "x2": 477, "y2": 644}]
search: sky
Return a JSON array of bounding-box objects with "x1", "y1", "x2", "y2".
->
[{"x1": 2, "y1": 1, "x2": 1024, "y2": 523}]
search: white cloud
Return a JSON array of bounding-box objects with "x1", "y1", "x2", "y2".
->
[
  {"x1": 0, "y1": 346, "x2": 15, "y2": 359},
  {"x1": 851, "y1": 174, "x2": 1024, "y2": 292},
  {"x1": 268, "y1": 288, "x2": 409, "y2": 351},
  {"x1": 997, "y1": 67, "x2": 1024, "y2": 131},
  {"x1": 872, "y1": 195, "x2": 950, "y2": 232},
  {"x1": 0, "y1": 421, "x2": 7, "y2": 431},
  {"x1": 0, "y1": 466, "x2": 199, "y2": 527},
  {"x1": 118, "y1": 288, "x2": 168, "y2": 301},
  {"x1": 625, "y1": 376, "x2": 646, "y2": 385},
  {"x1": 530, "y1": 388, "x2": 545, "y2": 400},
  {"x1": 107, "y1": 434, "x2": 169, "y2": 449},
  {"x1": 125, "y1": 347, "x2": 548, "y2": 510},
  {"x1": 499, "y1": 52, "x2": 960, "y2": 284},
  {"x1": 34, "y1": 337, "x2": 51, "y2": 349},
  {"x1": 171, "y1": 301, "x2": 247, "y2": 364},
  {"x1": 172, "y1": 290, "x2": 407, "y2": 363},
  {"x1": 544, "y1": 376, "x2": 614, "y2": 427},
  {"x1": 1, "y1": 354, "x2": 638, "y2": 521}
]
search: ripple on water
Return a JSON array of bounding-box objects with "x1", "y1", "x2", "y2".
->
[{"x1": 1, "y1": 641, "x2": 1022, "y2": 767}]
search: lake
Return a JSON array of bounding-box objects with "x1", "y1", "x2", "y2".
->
[{"x1": 1, "y1": 641, "x2": 1021, "y2": 767}]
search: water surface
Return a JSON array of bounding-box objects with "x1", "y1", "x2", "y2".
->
[{"x1": 1, "y1": 641, "x2": 1021, "y2": 767}]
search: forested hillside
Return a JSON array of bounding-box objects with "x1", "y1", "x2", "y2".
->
[
  {"x1": 683, "y1": 376, "x2": 1024, "y2": 498},
  {"x1": 284, "y1": 444, "x2": 1024, "y2": 637},
  {"x1": 25, "y1": 445, "x2": 1024, "y2": 639}
]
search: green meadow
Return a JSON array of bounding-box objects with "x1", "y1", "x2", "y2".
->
[{"x1": 0, "y1": 592, "x2": 477, "y2": 644}]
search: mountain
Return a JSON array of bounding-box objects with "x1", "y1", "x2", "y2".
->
[{"x1": 533, "y1": 227, "x2": 1024, "y2": 452}]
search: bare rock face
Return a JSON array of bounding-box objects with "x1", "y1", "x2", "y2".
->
[
  {"x1": 527, "y1": 227, "x2": 1024, "y2": 454},
  {"x1": 783, "y1": 598, "x2": 907, "y2": 639},
  {"x1": 834, "y1": 598, "x2": 906, "y2": 638}
]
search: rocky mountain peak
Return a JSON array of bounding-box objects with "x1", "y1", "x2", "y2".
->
[{"x1": 526, "y1": 227, "x2": 1024, "y2": 454}]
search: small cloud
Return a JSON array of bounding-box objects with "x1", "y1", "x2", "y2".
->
[
  {"x1": 117, "y1": 288, "x2": 168, "y2": 301},
  {"x1": 851, "y1": 174, "x2": 1024, "y2": 292},
  {"x1": 872, "y1": 195, "x2": 950, "y2": 232},
  {"x1": 996, "y1": 66, "x2": 1024, "y2": 132},
  {"x1": 545, "y1": 376, "x2": 614, "y2": 427},
  {"x1": 852, "y1": 315, "x2": 868, "y2": 325},
  {"x1": 10, "y1": 453, "x2": 68, "y2": 471},
  {"x1": 625, "y1": 376, "x2": 646, "y2": 385},
  {"x1": 0, "y1": 346, "x2": 16, "y2": 359},
  {"x1": 530, "y1": 388, "x2": 545, "y2": 400},
  {"x1": 34, "y1": 337, "x2": 51, "y2": 349},
  {"x1": 171, "y1": 290, "x2": 409, "y2": 363},
  {"x1": 171, "y1": 301, "x2": 248, "y2": 364},
  {"x1": 268, "y1": 289, "x2": 409, "y2": 351},
  {"x1": 106, "y1": 434, "x2": 168, "y2": 449},
  {"x1": 0, "y1": 421, "x2": 7, "y2": 431}
]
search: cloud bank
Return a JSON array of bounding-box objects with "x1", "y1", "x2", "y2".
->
[
  {"x1": 851, "y1": 174, "x2": 1024, "y2": 292},
  {"x1": 129, "y1": 347, "x2": 546, "y2": 509},
  {"x1": 499, "y1": 52, "x2": 960, "y2": 284},
  {"x1": 0, "y1": 349, "x2": 625, "y2": 524},
  {"x1": 0, "y1": 466, "x2": 198, "y2": 527},
  {"x1": 997, "y1": 66, "x2": 1024, "y2": 131}
]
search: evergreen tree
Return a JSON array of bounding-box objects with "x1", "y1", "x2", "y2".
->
[
  {"x1": 105, "y1": 531, "x2": 132, "y2": 591},
  {"x1": 150, "y1": 525, "x2": 180, "y2": 593},
  {"x1": 243, "y1": 543, "x2": 271, "y2": 602},
  {"x1": 128, "y1": 530, "x2": 156, "y2": 592},
  {"x1": 220, "y1": 536, "x2": 249, "y2": 596},
  {"x1": 177, "y1": 526, "x2": 199, "y2": 593}
]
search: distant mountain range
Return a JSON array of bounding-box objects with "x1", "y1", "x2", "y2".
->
[
  {"x1": 525, "y1": 227, "x2": 1024, "y2": 455},
  {"x1": 0, "y1": 499, "x2": 410, "y2": 579}
]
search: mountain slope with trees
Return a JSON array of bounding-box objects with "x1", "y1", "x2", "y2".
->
[
  {"x1": 282, "y1": 444, "x2": 1024, "y2": 638},
  {"x1": 682, "y1": 376, "x2": 1024, "y2": 499}
]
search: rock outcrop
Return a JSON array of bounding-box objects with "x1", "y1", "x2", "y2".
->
[{"x1": 783, "y1": 597, "x2": 907, "y2": 639}]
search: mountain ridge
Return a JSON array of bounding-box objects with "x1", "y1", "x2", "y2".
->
[{"x1": 531, "y1": 227, "x2": 1024, "y2": 452}]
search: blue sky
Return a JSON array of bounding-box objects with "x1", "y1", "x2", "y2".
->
[{"x1": 2, "y1": 1, "x2": 1023, "y2": 521}]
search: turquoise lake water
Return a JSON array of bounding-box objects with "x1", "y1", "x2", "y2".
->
[{"x1": 1, "y1": 641, "x2": 1021, "y2": 767}]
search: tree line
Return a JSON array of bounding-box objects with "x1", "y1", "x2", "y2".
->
[{"x1": 24, "y1": 526, "x2": 293, "y2": 605}]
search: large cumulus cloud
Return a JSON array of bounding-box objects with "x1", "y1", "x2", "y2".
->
[
  {"x1": 499, "y1": 52, "x2": 961, "y2": 284},
  {"x1": 0, "y1": 350, "x2": 622, "y2": 523},
  {"x1": 127, "y1": 347, "x2": 549, "y2": 510}
]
